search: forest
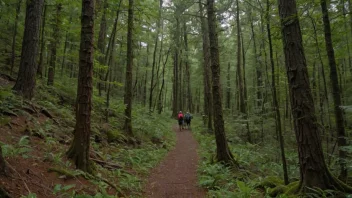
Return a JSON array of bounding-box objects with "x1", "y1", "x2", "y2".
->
[{"x1": 0, "y1": 0, "x2": 352, "y2": 197}]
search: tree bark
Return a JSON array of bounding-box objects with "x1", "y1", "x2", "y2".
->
[
  {"x1": 199, "y1": 0, "x2": 213, "y2": 131},
  {"x1": 249, "y1": 8, "x2": 262, "y2": 110},
  {"x1": 66, "y1": 0, "x2": 95, "y2": 173},
  {"x1": 37, "y1": 3, "x2": 47, "y2": 78},
  {"x1": 10, "y1": 0, "x2": 23, "y2": 76},
  {"x1": 60, "y1": 30, "x2": 69, "y2": 76},
  {"x1": 123, "y1": 0, "x2": 134, "y2": 136},
  {"x1": 320, "y1": 0, "x2": 347, "y2": 182},
  {"x1": 266, "y1": 0, "x2": 288, "y2": 184},
  {"x1": 207, "y1": 0, "x2": 237, "y2": 165},
  {"x1": 278, "y1": 0, "x2": 351, "y2": 192},
  {"x1": 236, "y1": 0, "x2": 245, "y2": 115},
  {"x1": 97, "y1": 0, "x2": 107, "y2": 97},
  {"x1": 47, "y1": 3, "x2": 62, "y2": 86},
  {"x1": 184, "y1": 21, "x2": 192, "y2": 112},
  {"x1": 226, "y1": 62, "x2": 231, "y2": 109},
  {"x1": 158, "y1": 48, "x2": 170, "y2": 114},
  {"x1": 13, "y1": 0, "x2": 44, "y2": 100},
  {"x1": 149, "y1": 0, "x2": 162, "y2": 112}
]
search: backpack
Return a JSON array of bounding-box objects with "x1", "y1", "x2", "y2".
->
[
  {"x1": 178, "y1": 114, "x2": 183, "y2": 121},
  {"x1": 185, "y1": 114, "x2": 190, "y2": 121}
]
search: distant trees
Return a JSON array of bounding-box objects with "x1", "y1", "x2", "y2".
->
[
  {"x1": 13, "y1": 0, "x2": 44, "y2": 99},
  {"x1": 66, "y1": 0, "x2": 95, "y2": 172}
]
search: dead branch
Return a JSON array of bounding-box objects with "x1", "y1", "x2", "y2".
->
[
  {"x1": 40, "y1": 108, "x2": 59, "y2": 124},
  {"x1": 2, "y1": 110, "x2": 18, "y2": 117},
  {"x1": 6, "y1": 162, "x2": 31, "y2": 194},
  {"x1": 0, "y1": 73, "x2": 16, "y2": 81},
  {"x1": 41, "y1": 108, "x2": 54, "y2": 119}
]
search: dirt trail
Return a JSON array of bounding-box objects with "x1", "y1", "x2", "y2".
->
[{"x1": 144, "y1": 125, "x2": 206, "y2": 198}]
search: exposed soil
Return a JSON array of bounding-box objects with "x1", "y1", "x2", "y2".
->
[
  {"x1": 144, "y1": 125, "x2": 206, "y2": 198},
  {"x1": 0, "y1": 115, "x2": 98, "y2": 198}
]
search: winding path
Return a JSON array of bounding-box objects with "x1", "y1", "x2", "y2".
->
[{"x1": 144, "y1": 125, "x2": 206, "y2": 198}]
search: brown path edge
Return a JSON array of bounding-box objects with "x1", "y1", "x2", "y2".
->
[{"x1": 143, "y1": 125, "x2": 206, "y2": 198}]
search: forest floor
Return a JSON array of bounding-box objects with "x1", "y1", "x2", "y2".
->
[
  {"x1": 144, "y1": 125, "x2": 206, "y2": 198},
  {"x1": 0, "y1": 75, "x2": 207, "y2": 197}
]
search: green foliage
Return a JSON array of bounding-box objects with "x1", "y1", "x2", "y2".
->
[
  {"x1": 256, "y1": 176, "x2": 284, "y2": 189},
  {"x1": 74, "y1": 193, "x2": 116, "y2": 198},
  {"x1": 1, "y1": 135, "x2": 31, "y2": 158},
  {"x1": 20, "y1": 193, "x2": 37, "y2": 198},
  {"x1": 133, "y1": 108, "x2": 175, "y2": 148},
  {"x1": 106, "y1": 129, "x2": 127, "y2": 143},
  {"x1": 53, "y1": 184, "x2": 76, "y2": 197},
  {"x1": 0, "y1": 87, "x2": 21, "y2": 115}
]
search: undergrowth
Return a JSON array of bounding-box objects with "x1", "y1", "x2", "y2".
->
[
  {"x1": 193, "y1": 118, "x2": 299, "y2": 198},
  {"x1": 0, "y1": 77, "x2": 176, "y2": 197}
]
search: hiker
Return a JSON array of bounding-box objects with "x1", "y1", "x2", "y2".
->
[
  {"x1": 177, "y1": 111, "x2": 184, "y2": 131},
  {"x1": 185, "y1": 112, "x2": 193, "y2": 129}
]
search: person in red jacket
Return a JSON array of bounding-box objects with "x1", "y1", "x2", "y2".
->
[{"x1": 177, "y1": 111, "x2": 184, "y2": 131}]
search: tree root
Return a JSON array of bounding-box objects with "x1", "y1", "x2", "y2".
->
[
  {"x1": 48, "y1": 167, "x2": 76, "y2": 179},
  {"x1": 91, "y1": 158, "x2": 123, "y2": 169}
]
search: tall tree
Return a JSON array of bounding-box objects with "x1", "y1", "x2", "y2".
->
[
  {"x1": 97, "y1": 0, "x2": 107, "y2": 97},
  {"x1": 235, "y1": 0, "x2": 245, "y2": 115},
  {"x1": 123, "y1": 0, "x2": 134, "y2": 136},
  {"x1": 47, "y1": 3, "x2": 62, "y2": 86},
  {"x1": 13, "y1": 0, "x2": 44, "y2": 99},
  {"x1": 320, "y1": 0, "x2": 348, "y2": 181},
  {"x1": 37, "y1": 3, "x2": 47, "y2": 78},
  {"x1": 199, "y1": 0, "x2": 213, "y2": 131},
  {"x1": 66, "y1": 0, "x2": 95, "y2": 172},
  {"x1": 266, "y1": 0, "x2": 288, "y2": 184},
  {"x1": 149, "y1": 0, "x2": 163, "y2": 112},
  {"x1": 10, "y1": 0, "x2": 23, "y2": 76},
  {"x1": 207, "y1": 0, "x2": 236, "y2": 165},
  {"x1": 278, "y1": 0, "x2": 352, "y2": 192},
  {"x1": 183, "y1": 21, "x2": 192, "y2": 112}
]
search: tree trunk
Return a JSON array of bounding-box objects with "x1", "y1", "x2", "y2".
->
[
  {"x1": 0, "y1": 146, "x2": 7, "y2": 176},
  {"x1": 10, "y1": 0, "x2": 23, "y2": 76},
  {"x1": 308, "y1": 12, "x2": 333, "y2": 156},
  {"x1": 97, "y1": 0, "x2": 107, "y2": 97},
  {"x1": 184, "y1": 22, "x2": 192, "y2": 112},
  {"x1": 207, "y1": 0, "x2": 237, "y2": 165},
  {"x1": 61, "y1": 30, "x2": 69, "y2": 76},
  {"x1": 66, "y1": 0, "x2": 95, "y2": 173},
  {"x1": 123, "y1": 0, "x2": 134, "y2": 136},
  {"x1": 47, "y1": 3, "x2": 62, "y2": 86},
  {"x1": 199, "y1": 0, "x2": 213, "y2": 131},
  {"x1": 226, "y1": 62, "x2": 231, "y2": 109},
  {"x1": 149, "y1": 0, "x2": 162, "y2": 112},
  {"x1": 171, "y1": 15, "x2": 181, "y2": 118},
  {"x1": 241, "y1": 29, "x2": 251, "y2": 143},
  {"x1": 267, "y1": 0, "x2": 288, "y2": 184},
  {"x1": 278, "y1": 0, "x2": 351, "y2": 192},
  {"x1": 158, "y1": 49, "x2": 170, "y2": 114},
  {"x1": 13, "y1": 0, "x2": 44, "y2": 100},
  {"x1": 250, "y1": 8, "x2": 262, "y2": 110},
  {"x1": 37, "y1": 3, "x2": 47, "y2": 78},
  {"x1": 236, "y1": 0, "x2": 245, "y2": 115},
  {"x1": 320, "y1": 0, "x2": 347, "y2": 182}
]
